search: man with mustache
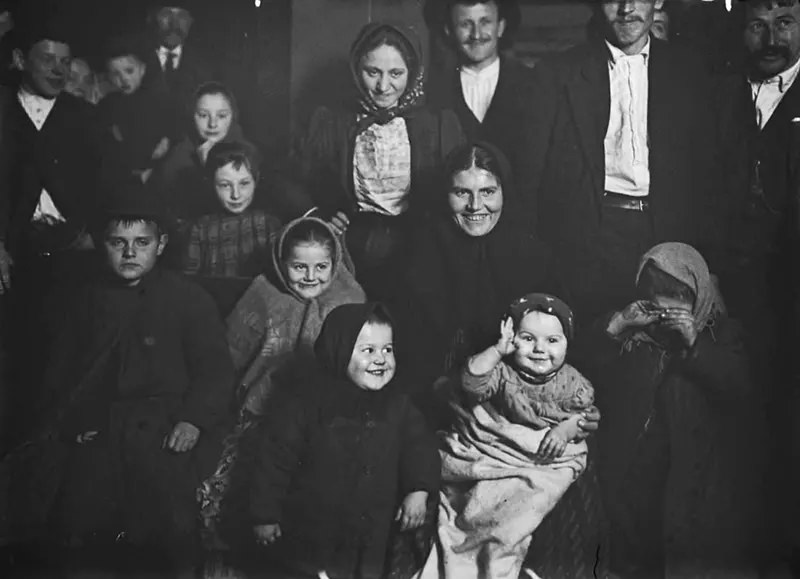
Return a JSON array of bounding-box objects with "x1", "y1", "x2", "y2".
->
[
  {"x1": 142, "y1": 1, "x2": 214, "y2": 134},
  {"x1": 0, "y1": 15, "x2": 102, "y2": 448},
  {"x1": 530, "y1": 0, "x2": 720, "y2": 322},
  {"x1": 715, "y1": 2, "x2": 800, "y2": 574},
  {"x1": 426, "y1": 1, "x2": 539, "y2": 224},
  {"x1": 529, "y1": 0, "x2": 724, "y2": 574}
]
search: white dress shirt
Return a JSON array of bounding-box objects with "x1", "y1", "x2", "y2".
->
[
  {"x1": 460, "y1": 57, "x2": 501, "y2": 123},
  {"x1": 750, "y1": 57, "x2": 800, "y2": 130},
  {"x1": 157, "y1": 45, "x2": 183, "y2": 71},
  {"x1": 17, "y1": 87, "x2": 66, "y2": 223},
  {"x1": 604, "y1": 39, "x2": 651, "y2": 198},
  {"x1": 353, "y1": 117, "x2": 412, "y2": 216}
]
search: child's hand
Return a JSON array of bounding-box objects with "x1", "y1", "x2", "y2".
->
[
  {"x1": 659, "y1": 307, "x2": 698, "y2": 348},
  {"x1": 607, "y1": 300, "x2": 661, "y2": 336},
  {"x1": 328, "y1": 211, "x2": 350, "y2": 236},
  {"x1": 162, "y1": 421, "x2": 200, "y2": 453},
  {"x1": 151, "y1": 137, "x2": 170, "y2": 161},
  {"x1": 538, "y1": 426, "x2": 568, "y2": 460},
  {"x1": 197, "y1": 139, "x2": 215, "y2": 164},
  {"x1": 395, "y1": 490, "x2": 428, "y2": 531},
  {"x1": 495, "y1": 317, "x2": 517, "y2": 356},
  {"x1": 253, "y1": 523, "x2": 281, "y2": 546}
]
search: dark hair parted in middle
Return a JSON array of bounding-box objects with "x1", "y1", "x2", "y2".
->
[
  {"x1": 205, "y1": 140, "x2": 262, "y2": 182},
  {"x1": 190, "y1": 81, "x2": 239, "y2": 118},
  {"x1": 280, "y1": 219, "x2": 337, "y2": 264},
  {"x1": 444, "y1": 142, "x2": 506, "y2": 188}
]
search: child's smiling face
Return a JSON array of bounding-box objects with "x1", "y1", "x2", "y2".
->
[
  {"x1": 284, "y1": 241, "x2": 333, "y2": 300},
  {"x1": 347, "y1": 322, "x2": 396, "y2": 391},
  {"x1": 512, "y1": 311, "x2": 567, "y2": 379}
]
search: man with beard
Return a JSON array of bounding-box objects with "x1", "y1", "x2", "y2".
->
[
  {"x1": 425, "y1": 0, "x2": 539, "y2": 223},
  {"x1": 142, "y1": 1, "x2": 214, "y2": 130},
  {"x1": 715, "y1": 1, "x2": 800, "y2": 573},
  {"x1": 530, "y1": 0, "x2": 720, "y2": 323},
  {"x1": 0, "y1": 17, "x2": 101, "y2": 448}
]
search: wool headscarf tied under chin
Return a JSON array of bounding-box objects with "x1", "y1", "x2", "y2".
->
[
  {"x1": 350, "y1": 22, "x2": 426, "y2": 132},
  {"x1": 314, "y1": 302, "x2": 394, "y2": 380},
  {"x1": 635, "y1": 242, "x2": 725, "y2": 333},
  {"x1": 508, "y1": 293, "x2": 576, "y2": 341}
]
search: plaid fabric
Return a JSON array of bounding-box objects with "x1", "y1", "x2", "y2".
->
[{"x1": 184, "y1": 210, "x2": 281, "y2": 278}]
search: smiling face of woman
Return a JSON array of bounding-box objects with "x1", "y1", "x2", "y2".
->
[
  {"x1": 359, "y1": 43, "x2": 409, "y2": 110},
  {"x1": 448, "y1": 165, "x2": 504, "y2": 237}
]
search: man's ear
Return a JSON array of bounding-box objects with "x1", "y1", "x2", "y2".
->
[
  {"x1": 157, "y1": 233, "x2": 169, "y2": 255},
  {"x1": 12, "y1": 48, "x2": 25, "y2": 72}
]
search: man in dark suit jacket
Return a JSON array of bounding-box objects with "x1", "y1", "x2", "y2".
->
[
  {"x1": 531, "y1": 0, "x2": 720, "y2": 322},
  {"x1": 0, "y1": 22, "x2": 101, "y2": 447},
  {"x1": 716, "y1": 2, "x2": 800, "y2": 572},
  {"x1": 426, "y1": 0, "x2": 539, "y2": 222},
  {"x1": 141, "y1": 1, "x2": 214, "y2": 130}
]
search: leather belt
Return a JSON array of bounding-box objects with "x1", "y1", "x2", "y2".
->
[{"x1": 603, "y1": 192, "x2": 650, "y2": 212}]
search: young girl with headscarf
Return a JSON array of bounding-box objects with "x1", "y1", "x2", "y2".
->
[
  {"x1": 249, "y1": 302, "x2": 440, "y2": 579},
  {"x1": 289, "y1": 22, "x2": 464, "y2": 299},
  {"x1": 578, "y1": 242, "x2": 766, "y2": 579}
]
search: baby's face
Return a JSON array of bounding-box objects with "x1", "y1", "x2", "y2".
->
[
  {"x1": 512, "y1": 311, "x2": 567, "y2": 379},
  {"x1": 347, "y1": 322, "x2": 396, "y2": 391}
]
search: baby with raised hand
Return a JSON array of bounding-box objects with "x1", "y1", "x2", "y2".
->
[{"x1": 463, "y1": 293, "x2": 597, "y2": 460}]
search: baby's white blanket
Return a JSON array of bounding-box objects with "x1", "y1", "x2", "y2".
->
[{"x1": 416, "y1": 399, "x2": 588, "y2": 579}]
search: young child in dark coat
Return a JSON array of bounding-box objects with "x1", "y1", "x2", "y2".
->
[
  {"x1": 249, "y1": 302, "x2": 440, "y2": 579},
  {"x1": 577, "y1": 242, "x2": 766, "y2": 579},
  {"x1": 98, "y1": 34, "x2": 175, "y2": 183}
]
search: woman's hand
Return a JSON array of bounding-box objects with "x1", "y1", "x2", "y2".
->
[
  {"x1": 607, "y1": 300, "x2": 661, "y2": 337},
  {"x1": 328, "y1": 211, "x2": 350, "y2": 236},
  {"x1": 494, "y1": 317, "x2": 517, "y2": 357},
  {"x1": 396, "y1": 490, "x2": 428, "y2": 531},
  {"x1": 197, "y1": 139, "x2": 216, "y2": 164},
  {"x1": 574, "y1": 406, "x2": 601, "y2": 440},
  {"x1": 659, "y1": 307, "x2": 698, "y2": 348},
  {"x1": 253, "y1": 523, "x2": 281, "y2": 546}
]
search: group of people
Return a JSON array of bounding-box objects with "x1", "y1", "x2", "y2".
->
[{"x1": 0, "y1": 0, "x2": 797, "y2": 578}]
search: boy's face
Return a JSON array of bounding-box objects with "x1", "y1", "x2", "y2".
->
[
  {"x1": 347, "y1": 322, "x2": 396, "y2": 391},
  {"x1": 214, "y1": 162, "x2": 256, "y2": 214},
  {"x1": 448, "y1": 2, "x2": 506, "y2": 68},
  {"x1": 512, "y1": 311, "x2": 567, "y2": 379},
  {"x1": 108, "y1": 55, "x2": 146, "y2": 95},
  {"x1": 103, "y1": 220, "x2": 167, "y2": 286},
  {"x1": 15, "y1": 39, "x2": 71, "y2": 98}
]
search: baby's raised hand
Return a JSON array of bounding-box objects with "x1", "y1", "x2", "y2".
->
[
  {"x1": 253, "y1": 523, "x2": 281, "y2": 546},
  {"x1": 395, "y1": 490, "x2": 428, "y2": 531},
  {"x1": 495, "y1": 317, "x2": 517, "y2": 356}
]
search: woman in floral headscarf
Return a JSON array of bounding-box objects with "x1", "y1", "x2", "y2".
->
[
  {"x1": 576, "y1": 242, "x2": 767, "y2": 579},
  {"x1": 287, "y1": 22, "x2": 464, "y2": 299}
]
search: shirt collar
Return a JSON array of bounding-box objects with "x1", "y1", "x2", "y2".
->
[
  {"x1": 460, "y1": 56, "x2": 501, "y2": 80},
  {"x1": 605, "y1": 36, "x2": 651, "y2": 67},
  {"x1": 158, "y1": 44, "x2": 183, "y2": 58},
  {"x1": 752, "y1": 57, "x2": 800, "y2": 93},
  {"x1": 18, "y1": 84, "x2": 56, "y2": 105}
]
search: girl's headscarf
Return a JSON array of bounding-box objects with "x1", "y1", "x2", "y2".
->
[
  {"x1": 509, "y1": 293, "x2": 575, "y2": 341},
  {"x1": 635, "y1": 242, "x2": 725, "y2": 332},
  {"x1": 349, "y1": 22, "x2": 425, "y2": 131},
  {"x1": 314, "y1": 302, "x2": 393, "y2": 380}
]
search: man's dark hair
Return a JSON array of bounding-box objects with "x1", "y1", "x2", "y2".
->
[{"x1": 636, "y1": 260, "x2": 696, "y2": 305}]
